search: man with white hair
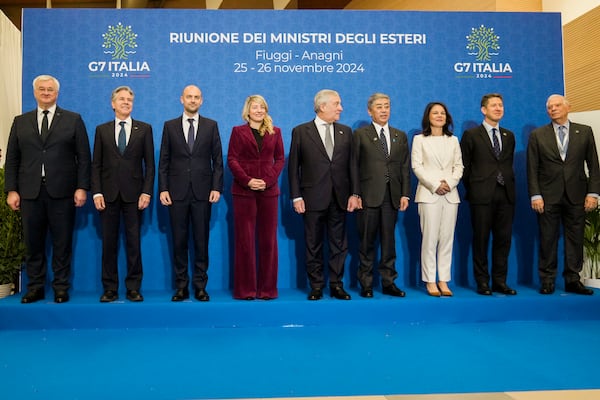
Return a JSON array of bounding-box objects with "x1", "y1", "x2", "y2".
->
[
  {"x1": 4, "y1": 74, "x2": 91, "y2": 303},
  {"x1": 527, "y1": 94, "x2": 600, "y2": 295}
]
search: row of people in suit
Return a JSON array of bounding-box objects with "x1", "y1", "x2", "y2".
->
[{"x1": 4, "y1": 76, "x2": 598, "y2": 305}]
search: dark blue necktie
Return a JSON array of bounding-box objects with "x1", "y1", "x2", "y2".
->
[
  {"x1": 492, "y1": 128, "x2": 504, "y2": 185},
  {"x1": 118, "y1": 121, "x2": 126, "y2": 154},
  {"x1": 187, "y1": 118, "x2": 195, "y2": 151}
]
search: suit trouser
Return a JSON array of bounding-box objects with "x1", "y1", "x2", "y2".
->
[
  {"x1": 356, "y1": 186, "x2": 399, "y2": 289},
  {"x1": 21, "y1": 185, "x2": 75, "y2": 292},
  {"x1": 232, "y1": 193, "x2": 279, "y2": 299},
  {"x1": 418, "y1": 198, "x2": 458, "y2": 283},
  {"x1": 169, "y1": 186, "x2": 211, "y2": 290},
  {"x1": 303, "y1": 197, "x2": 348, "y2": 289},
  {"x1": 537, "y1": 194, "x2": 585, "y2": 284},
  {"x1": 470, "y1": 183, "x2": 514, "y2": 286},
  {"x1": 100, "y1": 195, "x2": 143, "y2": 291}
]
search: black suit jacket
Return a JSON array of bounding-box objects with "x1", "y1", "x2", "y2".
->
[
  {"x1": 352, "y1": 124, "x2": 410, "y2": 208},
  {"x1": 527, "y1": 122, "x2": 600, "y2": 205},
  {"x1": 288, "y1": 120, "x2": 355, "y2": 211},
  {"x1": 91, "y1": 119, "x2": 155, "y2": 202},
  {"x1": 4, "y1": 107, "x2": 91, "y2": 198},
  {"x1": 158, "y1": 115, "x2": 224, "y2": 200},
  {"x1": 461, "y1": 124, "x2": 516, "y2": 204}
]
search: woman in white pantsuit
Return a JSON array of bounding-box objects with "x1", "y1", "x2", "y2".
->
[{"x1": 412, "y1": 102, "x2": 463, "y2": 297}]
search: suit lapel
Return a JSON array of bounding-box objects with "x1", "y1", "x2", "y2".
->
[
  {"x1": 308, "y1": 122, "x2": 329, "y2": 159},
  {"x1": 477, "y1": 125, "x2": 496, "y2": 158},
  {"x1": 368, "y1": 124, "x2": 387, "y2": 159}
]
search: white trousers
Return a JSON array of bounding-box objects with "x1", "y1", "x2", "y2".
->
[{"x1": 418, "y1": 199, "x2": 458, "y2": 283}]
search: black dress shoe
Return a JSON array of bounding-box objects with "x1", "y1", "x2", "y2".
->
[
  {"x1": 126, "y1": 290, "x2": 144, "y2": 302},
  {"x1": 382, "y1": 284, "x2": 406, "y2": 297},
  {"x1": 565, "y1": 281, "x2": 594, "y2": 295},
  {"x1": 330, "y1": 286, "x2": 351, "y2": 300},
  {"x1": 307, "y1": 288, "x2": 323, "y2": 300},
  {"x1": 54, "y1": 290, "x2": 70, "y2": 303},
  {"x1": 539, "y1": 282, "x2": 555, "y2": 295},
  {"x1": 360, "y1": 288, "x2": 374, "y2": 298},
  {"x1": 492, "y1": 284, "x2": 517, "y2": 295},
  {"x1": 171, "y1": 288, "x2": 189, "y2": 302},
  {"x1": 195, "y1": 289, "x2": 210, "y2": 301},
  {"x1": 476, "y1": 283, "x2": 492, "y2": 296},
  {"x1": 21, "y1": 289, "x2": 45, "y2": 304},
  {"x1": 100, "y1": 290, "x2": 118, "y2": 302}
]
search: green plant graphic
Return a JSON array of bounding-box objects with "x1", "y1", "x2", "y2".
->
[
  {"x1": 102, "y1": 23, "x2": 138, "y2": 60},
  {"x1": 466, "y1": 25, "x2": 500, "y2": 61}
]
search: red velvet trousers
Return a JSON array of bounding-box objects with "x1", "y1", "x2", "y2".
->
[{"x1": 232, "y1": 193, "x2": 279, "y2": 299}]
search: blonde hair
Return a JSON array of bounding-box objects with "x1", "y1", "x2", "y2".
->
[{"x1": 242, "y1": 95, "x2": 274, "y2": 136}]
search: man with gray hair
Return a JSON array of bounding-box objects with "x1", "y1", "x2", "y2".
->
[
  {"x1": 5, "y1": 74, "x2": 91, "y2": 303},
  {"x1": 352, "y1": 93, "x2": 410, "y2": 298},
  {"x1": 288, "y1": 89, "x2": 360, "y2": 300},
  {"x1": 527, "y1": 94, "x2": 600, "y2": 295},
  {"x1": 91, "y1": 86, "x2": 155, "y2": 303}
]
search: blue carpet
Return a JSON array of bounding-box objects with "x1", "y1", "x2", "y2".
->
[{"x1": 1, "y1": 286, "x2": 600, "y2": 399}]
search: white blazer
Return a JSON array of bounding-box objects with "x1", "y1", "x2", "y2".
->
[{"x1": 411, "y1": 133, "x2": 464, "y2": 204}]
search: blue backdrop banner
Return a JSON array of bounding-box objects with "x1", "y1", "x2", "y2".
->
[{"x1": 21, "y1": 9, "x2": 563, "y2": 293}]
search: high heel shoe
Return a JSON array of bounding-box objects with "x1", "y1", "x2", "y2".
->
[
  {"x1": 438, "y1": 282, "x2": 453, "y2": 297},
  {"x1": 426, "y1": 282, "x2": 441, "y2": 297}
]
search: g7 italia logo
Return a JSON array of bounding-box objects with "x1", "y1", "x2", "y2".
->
[
  {"x1": 454, "y1": 25, "x2": 512, "y2": 79},
  {"x1": 88, "y1": 22, "x2": 151, "y2": 78}
]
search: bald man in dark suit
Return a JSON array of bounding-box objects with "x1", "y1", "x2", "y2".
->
[
  {"x1": 288, "y1": 89, "x2": 360, "y2": 301},
  {"x1": 159, "y1": 85, "x2": 223, "y2": 302},
  {"x1": 527, "y1": 94, "x2": 600, "y2": 295},
  {"x1": 5, "y1": 74, "x2": 91, "y2": 304}
]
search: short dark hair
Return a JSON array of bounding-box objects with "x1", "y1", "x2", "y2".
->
[{"x1": 480, "y1": 93, "x2": 503, "y2": 107}]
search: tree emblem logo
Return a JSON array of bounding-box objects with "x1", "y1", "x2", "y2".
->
[
  {"x1": 102, "y1": 23, "x2": 138, "y2": 60},
  {"x1": 466, "y1": 25, "x2": 500, "y2": 61}
]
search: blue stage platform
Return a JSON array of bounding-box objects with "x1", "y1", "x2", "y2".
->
[
  {"x1": 1, "y1": 285, "x2": 600, "y2": 400},
  {"x1": 1, "y1": 285, "x2": 599, "y2": 330}
]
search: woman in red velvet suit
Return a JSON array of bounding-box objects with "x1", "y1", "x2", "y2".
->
[{"x1": 227, "y1": 95, "x2": 285, "y2": 300}]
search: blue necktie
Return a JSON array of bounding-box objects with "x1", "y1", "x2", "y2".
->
[
  {"x1": 558, "y1": 125, "x2": 566, "y2": 146},
  {"x1": 118, "y1": 121, "x2": 126, "y2": 154}
]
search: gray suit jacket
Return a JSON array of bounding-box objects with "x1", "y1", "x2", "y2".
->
[
  {"x1": 352, "y1": 123, "x2": 410, "y2": 208},
  {"x1": 527, "y1": 122, "x2": 600, "y2": 205}
]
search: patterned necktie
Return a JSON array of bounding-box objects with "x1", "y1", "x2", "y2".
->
[
  {"x1": 558, "y1": 125, "x2": 566, "y2": 146},
  {"x1": 324, "y1": 123, "x2": 334, "y2": 160},
  {"x1": 558, "y1": 125, "x2": 567, "y2": 160},
  {"x1": 41, "y1": 110, "x2": 49, "y2": 140},
  {"x1": 380, "y1": 128, "x2": 389, "y2": 157},
  {"x1": 492, "y1": 128, "x2": 500, "y2": 159},
  {"x1": 492, "y1": 128, "x2": 504, "y2": 185},
  {"x1": 118, "y1": 121, "x2": 126, "y2": 154},
  {"x1": 187, "y1": 118, "x2": 195, "y2": 151}
]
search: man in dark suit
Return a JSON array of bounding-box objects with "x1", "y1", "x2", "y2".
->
[
  {"x1": 91, "y1": 86, "x2": 155, "y2": 303},
  {"x1": 4, "y1": 74, "x2": 91, "y2": 304},
  {"x1": 461, "y1": 93, "x2": 517, "y2": 296},
  {"x1": 158, "y1": 85, "x2": 223, "y2": 302},
  {"x1": 352, "y1": 93, "x2": 410, "y2": 298},
  {"x1": 288, "y1": 89, "x2": 360, "y2": 300},
  {"x1": 527, "y1": 94, "x2": 600, "y2": 295}
]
